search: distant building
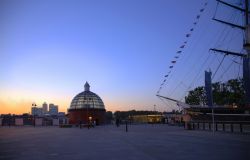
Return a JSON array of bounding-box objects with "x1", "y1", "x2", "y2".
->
[
  {"x1": 49, "y1": 103, "x2": 54, "y2": 110},
  {"x1": 58, "y1": 112, "x2": 65, "y2": 116},
  {"x1": 131, "y1": 115, "x2": 164, "y2": 124},
  {"x1": 30, "y1": 102, "x2": 59, "y2": 116},
  {"x1": 49, "y1": 104, "x2": 58, "y2": 115},
  {"x1": 31, "y1": 107, "x2": 43, "y2": 116},
  {"x1": 42, "y1": 102, "x2": 48, "y2": 114}
]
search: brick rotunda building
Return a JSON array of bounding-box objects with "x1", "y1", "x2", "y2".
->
[{"x1": 68, "y1": 82, "x2": 106, "y2": 125}]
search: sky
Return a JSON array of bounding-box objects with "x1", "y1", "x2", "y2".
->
[{"x1": 0, "y1": 0, "x2": 245, "y2": 114}]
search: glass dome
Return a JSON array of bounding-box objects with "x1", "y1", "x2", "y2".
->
[{"x1": 69, "y1": 82, "x2": 105, "y2": 109}]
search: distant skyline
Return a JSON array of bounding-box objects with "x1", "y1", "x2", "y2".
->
[{"x1": 0, "y1": 0, "x2": 244, "y2": 114}]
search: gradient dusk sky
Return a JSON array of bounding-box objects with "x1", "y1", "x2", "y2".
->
[{"x1": 0, "y1": 0, "x2": 244, "y2": 114}]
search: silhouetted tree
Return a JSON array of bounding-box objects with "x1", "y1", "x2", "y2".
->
[
  {"x1": 185, "y1": 78, "x2": 245, "y2": 106},
  {"x1": 185, "y1": 86, "x2": 206, "y2": 105}
]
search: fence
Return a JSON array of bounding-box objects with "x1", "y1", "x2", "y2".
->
[{"x1": 186, "y1": 121, "x2": 250, "y2": 133}]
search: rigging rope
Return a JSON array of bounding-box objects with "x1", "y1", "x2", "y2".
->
[
  {"x1": 212, "y1": 54, "x2": 226, "y2": 80},
  {"x1": 178, "y1": 3, "x2": 241, "y2": 100},
  {"x1": 156, "y1": 1, "x2": 209, "y2": 95},
  {"x1": 213, "y1": 1, "x2": 219, "y2": 19}
]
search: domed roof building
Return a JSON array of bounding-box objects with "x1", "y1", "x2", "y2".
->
[{"x1": 68, "y1": 82, "x2": 106, "y2": 125}]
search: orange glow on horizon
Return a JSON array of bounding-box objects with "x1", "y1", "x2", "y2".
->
[
  {"x1": 0, "y1": 98, "x2": 155, "y2": 115},
  {"x1": 0, "y1": 97, "x2": 130, "y2": 115},
  {"x1": 0, "y1": 90, "x2": 157, "y2": 114}
]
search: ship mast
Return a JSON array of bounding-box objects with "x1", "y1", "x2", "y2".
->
[{"x1": 210, "y1": 0, "x2": 250, "y2": 107}]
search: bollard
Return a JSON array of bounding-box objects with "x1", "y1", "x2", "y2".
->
[
  {"x1": 203, "y1": 123, "x2": 205, "y2": 130},
  {"x1": 209, "y1": 123, "x2": 211, "y2": 130},
  {"x1": 197, "y1": 123, "x2": 199, "y2": 129},
  {"x1": 230, "y1": 123, "x2": 233, "y2": 132},
  {"x1": 215, "y1": 123, "x2": 218, "y2": 131},
  {"x1": 125, "y1": 121, "x2": 128, "y2": 132},
  {"x1": 240, "y1": 123, "x2": 243, "y2": 133},
  {"x1": 222, "y1": 123, "x2": 225, "y2": 131}
]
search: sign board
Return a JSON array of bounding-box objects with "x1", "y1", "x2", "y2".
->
[
  {"x1": 35, "y1": 118, "x2": 43, "y2": 126},
  {"x1": 15, "y1": 118, "x2": 24, "y2": 126},
  {"x1": 53, "y1": 119, "x2": 59, "y2": 126}
]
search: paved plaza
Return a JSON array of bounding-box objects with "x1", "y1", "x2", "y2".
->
[{"x1": 0, "y1": 124, "x2": 250, "y2": 160}]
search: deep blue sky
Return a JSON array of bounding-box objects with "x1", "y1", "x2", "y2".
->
[{"x1": 0, "y1": 0, "x2": 244, "y2": 113}]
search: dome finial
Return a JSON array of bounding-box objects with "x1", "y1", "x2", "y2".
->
[{"x1": 84, "y1": 81, "x2": 90, "y2": 91}]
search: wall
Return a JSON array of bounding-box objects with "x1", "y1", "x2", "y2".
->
[{"x1": 68, "y1": 108, "x2": 106, "y2": 125}]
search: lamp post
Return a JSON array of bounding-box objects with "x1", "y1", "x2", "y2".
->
[{"x1": 89, "y1": 116, "x2": 92, "y2": 126}]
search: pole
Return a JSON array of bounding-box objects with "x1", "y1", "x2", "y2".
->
[
  {"x1": 246, "y1": 0, "x2": 248, "y2": 26},
  {"x1": 244, "y1": 0, "x2": 250, "y2": 106},
  {"x1": 205, "y1": 70, "x2": 214, "y2": 134},
  {"x1": 212, "y1": 108, "x2": 215, "y2": 134}
]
